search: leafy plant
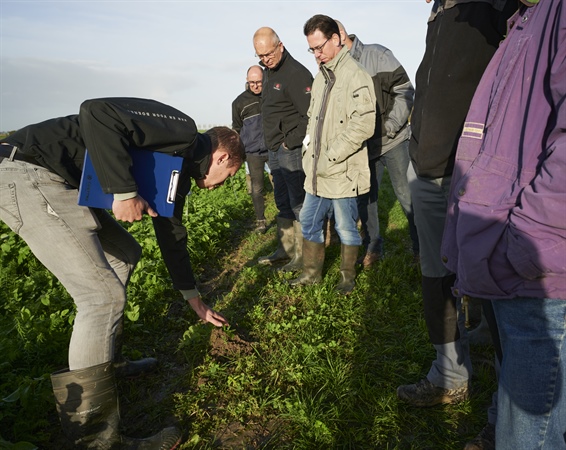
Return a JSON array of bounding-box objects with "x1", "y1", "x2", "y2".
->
[{"x1": 0, "y1": 169, "x2": 497, "y2": 449}]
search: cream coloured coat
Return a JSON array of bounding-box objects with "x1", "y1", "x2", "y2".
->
[{"x1": 302, "y1": 45, "x2": 376, "y2": 198}]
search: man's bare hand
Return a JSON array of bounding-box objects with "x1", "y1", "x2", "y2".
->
[
  {"x1": 112, "y1": 196, "x2": 158, "y2": 222},
  {"x1": 187, "y1": 296, "x2": 229, "y2": 327}
]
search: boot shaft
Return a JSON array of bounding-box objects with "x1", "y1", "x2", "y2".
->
[
  {"x1": 289, "y1": 239, "x2": 324, "y2": 286},
  {"x1": 279, "y1": 221, "x2": 304, "y2": 272},
  {"x1": 51, "y1": 363, "x2": 182, "y2": 449},
  {"x1": 51, "y1": 363, "x2": 121, "y2": 448},
  {"x1": 257, "y1": 217, "x2": 295, "y2": 264},
  {"x1": 336, "y1": 244, "x2": 359, "y2": 295}
]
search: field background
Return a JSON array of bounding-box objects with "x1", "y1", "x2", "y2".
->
[{"x1": 0, "y1": 165, "x2": 497, "y2": 449}]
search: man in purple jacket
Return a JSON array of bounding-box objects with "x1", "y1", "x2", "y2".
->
[{"x1": 441, "y1": 1, "x2": 566, "y2": 448}]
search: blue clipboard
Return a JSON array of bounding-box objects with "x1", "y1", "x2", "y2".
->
[{"x1": 78, "y1": 148, "x2": 183, "y2": 217}]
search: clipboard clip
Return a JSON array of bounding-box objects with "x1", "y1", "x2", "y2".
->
[{"x1": 167, "y1": 170, "x2": 180, "y2": 204}]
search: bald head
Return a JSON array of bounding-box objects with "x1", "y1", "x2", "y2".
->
[
  {"x1": 335, "y1": 20, "x2": 353, "y2": 50},
  {"x1": 253, "y1": 27, "x2": 284, "y2": 69},
  {"x1": 246, "y1": 65, "x2": 263, "y2": 94},
  {"x1": 247, "y1": 65, "x2": 263, "y2": 78},
  {"x1": 253, "y1": 27, "x2": 280, "y2": 47}
]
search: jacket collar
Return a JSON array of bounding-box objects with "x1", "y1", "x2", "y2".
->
[
  {"x1": 185, "y1": 133, "x2": 212, "y2": 180},
  {"x1": 349, "y1": 34, "x2": 364, "y2": 62},
  {"x1": 320, "y1": 45, "x2": 349, "y2": 72},
  {"x1": 261, "y1": 48, "x2": 290, "y2": 73}
]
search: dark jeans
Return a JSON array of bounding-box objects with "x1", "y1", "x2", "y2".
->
[
  {"x1": 247, "y1": 153, "x2": 269, "y2": 221},
  {"x1": 268, "y1": 145, "x2": 305, "y2": 221}
]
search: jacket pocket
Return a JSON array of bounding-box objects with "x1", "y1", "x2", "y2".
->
[{"x1": 352, "y1": 86, "x2": 375, "y2": 117}]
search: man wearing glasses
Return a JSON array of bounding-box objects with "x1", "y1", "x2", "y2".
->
[
  {"x1": 290, "y1": 15, "x2": 376, "y2": 295},
  {"x1": 232, "y1": 65, "x2": 271, "y2": 233},
  {"x1": 253, "y1": 27, "x2": 313, "y2": 273}
]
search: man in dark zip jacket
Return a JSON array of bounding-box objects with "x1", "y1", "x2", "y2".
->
[
  {"x1": 232, "y1": 65, "x2": 270, "y2": 232},
  {"x1": 0, "y1": 97, "x2": 244, "y2": 449},
  {"x1": 253, "y1": 27, "x2": 313, "y2": 272}
]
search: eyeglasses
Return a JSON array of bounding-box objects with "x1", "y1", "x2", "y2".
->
[
  {"x1": 255, "y1": 43, "x2": 280, "y2": 60},
  {"x1": 248, "y1": 81, "x2": 263, "y2": 86},
  {"x1": 307, "y1": 37, "x2": 330, "y2": 54}
]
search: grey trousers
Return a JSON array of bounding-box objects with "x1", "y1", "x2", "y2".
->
[
  {"x1": 0, "y1": 159, "x2": 141, "y2": 370},
  {"x1": 407, "y1": 163, "x2": 471, "y2": 389}
]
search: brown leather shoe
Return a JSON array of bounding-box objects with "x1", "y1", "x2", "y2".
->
[
  {"x1": 254, "y1": 219, "x2": 267, "y2": 233},
  {"x1": 357, "y1": 251, "x2": 380, "y2": 269}
]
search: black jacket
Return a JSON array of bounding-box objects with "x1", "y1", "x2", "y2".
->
[
  {"x1": 231, "y1": 88, "x2": 267, "y2": 156},
  {"x1": 409, "y1": 1, "x2": 514, "y2": 178},
  {"x1": 2, "y1": 97, "x2": 213, "y2": 291},
  {"x1": 260, "y1": 49, "x2": 312, "y2": 151}
]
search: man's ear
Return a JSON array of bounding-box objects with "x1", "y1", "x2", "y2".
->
[
  {"x1": 217, "y1": 151, "x2": 230, "y2": 164},
  {"x1": 332, "y1": 33, "x2": 341, "y2": 47}
]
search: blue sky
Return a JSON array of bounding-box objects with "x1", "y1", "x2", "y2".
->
[{"x1": 1, "y1": 1, "x2": 432, "y2": 132}]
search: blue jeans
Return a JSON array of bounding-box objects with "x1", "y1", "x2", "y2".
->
[
  {"x1": 300, "y1": 193, "x2": 361, "y2": 246},
  {"x1": 268, "y1": 145, "x2": 305, "y2": 221},
  {"x1": 493, "y1": 297, "x2": 566, "y2": 450},
  {"x1": 0, "y1": 159, "x2": 141, "y2": 370}
]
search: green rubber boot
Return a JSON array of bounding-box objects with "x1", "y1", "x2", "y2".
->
[
  {"x1": 51, "y1": 362, "x2": 182, "y2": 449},
  {"x1": 289, "y1": 240, "x2": 325, "y2": 286},
  {"x1": 257, "y1": 217, "x2": 294, "y2": 265},
  {"x1": 279, "y1": 221, "x2": 303, "y2": 272},
  {"x1": 336, "y1": 244, "x2": 359, "y2": 295}
]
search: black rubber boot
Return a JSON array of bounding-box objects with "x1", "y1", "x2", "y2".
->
[
  {"x1": 113, "y1": 319, "x2": 158, "y2": 378},
  {"x1": 279, "y1": 221, "x2": 303, "y2": 272},
  {"x1": 51, "y1": 362, "x2": 182, "y2": 449},
  {"x1": 257, "y1": 217, "x2": 294, "y2": 265},
  {"x1": 114, "y1": 357, "x2": 158, "y2": 378},
  {"x1": 336, "y1": 244, "x2": 359, "y2": 295},
  {"x1": 289, "y1": 240, "x2": 325, "y2": 286}
]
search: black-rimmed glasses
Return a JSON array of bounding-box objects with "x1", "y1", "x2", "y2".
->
[
  {"x1": 255, "y1": 43, "x2": 280, "y2": 60},
  {"x1": 307, "y1": 37, "x2": 330, "y2": 54}
]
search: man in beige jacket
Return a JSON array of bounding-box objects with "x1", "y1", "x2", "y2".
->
[{"x1": 290, "y1": 14, "x2": 376, "y2": 295}]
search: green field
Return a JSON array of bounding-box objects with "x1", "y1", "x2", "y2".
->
[{"x1": 0, "y1": 168, "x2": 496, "y2": 449}]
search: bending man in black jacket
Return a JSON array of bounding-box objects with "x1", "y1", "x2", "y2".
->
[{"x1": 0, "y1": 97, "x2": 244, "y2": 449}]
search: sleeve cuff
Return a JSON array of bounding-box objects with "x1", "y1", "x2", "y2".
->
[
  {"x1": 180, "y1": 288, "x2": 200, "y2": 300},
  {"x1": 114, "y1": 191, "x2": 138, "y2": 201}
]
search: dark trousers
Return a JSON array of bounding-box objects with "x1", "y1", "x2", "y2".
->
[
  {"x1": 247, "y1": 153, "x2": 269, "y2": 221},
  {"x1": 268, "y1": 145, "x2": 305, "y2": 221}
]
